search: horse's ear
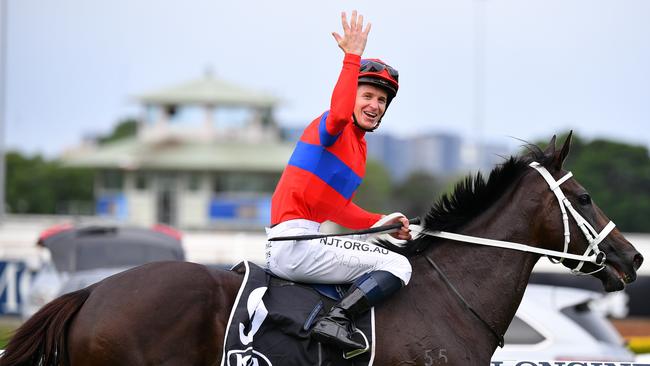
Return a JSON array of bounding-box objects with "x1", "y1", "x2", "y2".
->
[
  {"x1": 544, "y1": 135, "x2": 557, "y2": 156},
  {"x1": 552, "y1": 131, "x2": 573, "y2": 170}
]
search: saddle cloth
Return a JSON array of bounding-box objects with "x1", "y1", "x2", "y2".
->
[{"x1": 220, "y1": 261, "x2": 375, "y2": 366}]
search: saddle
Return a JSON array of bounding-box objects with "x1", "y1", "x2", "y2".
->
[{"x1": 220, "y1": 261, "x2": 375, "y2": 366}]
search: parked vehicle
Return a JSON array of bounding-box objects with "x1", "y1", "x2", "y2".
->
[
  {"x1": 491, "y1": 284, "x2": 635, "y2": 362},
  {"x1": 21, "y1": 223, "x2": 185, "y2": 319}
]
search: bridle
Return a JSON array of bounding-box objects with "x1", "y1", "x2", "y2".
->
[
  {"x1": 414, "y1": 161, "x2": 616, "y2": 275},
  {"x1": 412, "y1": 161, "x2": 617, "y2": 348},
  {"x1": 528, "y1": 161, "x2": 615, "y2": 274}
]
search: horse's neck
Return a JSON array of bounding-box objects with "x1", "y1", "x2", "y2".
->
[{"x1": 414, "y1": 193, "x2": 541, "y2": 344}]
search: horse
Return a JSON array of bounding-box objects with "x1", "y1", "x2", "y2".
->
[{"x1": 0, "y1": 133, "x2": 643, "y2": 366}]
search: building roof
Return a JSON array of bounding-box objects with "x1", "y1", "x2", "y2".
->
[
  {"x1": 63, "y1": 138, "x2": 294, "y2": 172},
  {"x1": 136, "y1": 73, "x2": 280, "y2": 108}
]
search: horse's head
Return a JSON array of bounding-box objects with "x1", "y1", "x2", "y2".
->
[{"x1": 524, "y1": 132, "x2": 643, "y2": 292}]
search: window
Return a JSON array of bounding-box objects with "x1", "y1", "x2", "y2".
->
[
  {"x1": 560, "y1": 303, "x2": 624, "y2": 345},
  {"x1": 170, "y1": 106, "x2": 203, "y2": 124},
  {"x1": 135, "y1": 173, "x2": 148, "y2": 190},
  {"x1": 100, "y1": 171, "x2": 124, "y2": 191},
  {"x1": 212, "y1": 173, "x2": 279, "y2": 194},
  {"x1": 213, "y1": 175, "x2": 226, "y2": 194},
  {"x1": 164, "y1": 104, "x2": 178, "y2": 118},
  {"x1": 187, "y1": 173, "x2": 201, "y2": 192},
  {"x1": 213, "y1": 107, "x2": 255, "y2": 128},
  {"x1": 145, "y1": 105, "x2": 157, "y2": 123},
  {"x1": 503, "y1": 316, "x2": 546, "y2": 345}
]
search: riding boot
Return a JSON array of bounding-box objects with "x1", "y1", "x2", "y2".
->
[
  {"x1": 311, "y1": 271, "x2": 403, "y2": 354},
  {"x1": 311, "y1": 287, "x2": 370, "y2": 350}
]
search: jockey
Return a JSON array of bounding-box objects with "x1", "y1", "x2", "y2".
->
[{"x1": 266, "y1": 11, "x2": 412, "y2": 354}]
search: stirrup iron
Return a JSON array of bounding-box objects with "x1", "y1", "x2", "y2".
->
[{"x1": 342, "y1": 329, "x2": 370, "y2": 359}]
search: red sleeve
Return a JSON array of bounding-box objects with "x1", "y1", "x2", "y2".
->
[
  {"x1": 331, "y1": 201, "x2": 382, "y2": 230},
  {"x1": 325, "y1": 53, "x2": 360, "y2": 137}
]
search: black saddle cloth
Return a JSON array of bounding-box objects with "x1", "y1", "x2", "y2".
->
[{"x1": 221, "y1": 261, "x2": 375, "y2": 366}]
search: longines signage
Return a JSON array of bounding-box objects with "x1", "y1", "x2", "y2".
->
[{"x1": 491, "y1": 362, "x2": 649, "y2": 366}]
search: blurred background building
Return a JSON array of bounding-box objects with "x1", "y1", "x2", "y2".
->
[{"x1": 63, "y1": 73, "x2": 294, "y2": 230}]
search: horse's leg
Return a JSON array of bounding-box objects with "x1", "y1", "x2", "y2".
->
[{"x1": 67, "y1": 261, "x2": 242, "y2": 366}]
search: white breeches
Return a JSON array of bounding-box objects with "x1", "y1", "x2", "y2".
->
[{"x1": 265, "y1": 219, "x2": 412, "y2": 285}]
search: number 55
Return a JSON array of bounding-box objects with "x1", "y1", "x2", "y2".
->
[{"x1": 424, "y1": 348, "x2": 448, "y2": 365}]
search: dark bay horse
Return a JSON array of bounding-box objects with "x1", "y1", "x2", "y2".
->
[{"x1": 1, "y1": 134, "x2": 643, "y2": 366}]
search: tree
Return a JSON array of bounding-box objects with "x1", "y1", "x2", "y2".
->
[
  {"x1": 354, "y1": 159, "x2": 393, "y2": 213},
  {"x1": 97, "y1": 119, "x2": 138, "y2": 145},
  {"x1": 6, "y1": 152, "x2": 94, "y2": 214},
  {"x1": 391, "y1": 171, "x2": 445, "y2": 218},
  {"x1": 5, "y1": 118, "x2": 140, "y2": 215}
]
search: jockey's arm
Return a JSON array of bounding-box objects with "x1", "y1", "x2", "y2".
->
[
  {"x1": 323, "y1": 53, "x2": 361, "y2": 139},
  {"x1": 331, "y1": 201, "x2": 382, "y2": 230}
]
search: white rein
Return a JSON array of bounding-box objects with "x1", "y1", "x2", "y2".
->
[{"x1": 413, "y1": 162, "x2": 616, "y2": 275}]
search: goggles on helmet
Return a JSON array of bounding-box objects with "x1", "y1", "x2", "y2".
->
[{"x1": 360, "y1": 59, "x2": 399, "y2": 83}]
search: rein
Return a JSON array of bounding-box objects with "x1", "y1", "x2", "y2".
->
[
  {"x1": 414, "y1": 162, "x2": 615, "y2": 275},
  {"x1": 413, "y1": 227, "x2": 604, "y2": 268},
  {"x1": 268, "y1": 218, "x2": 421, "y2": 241},
  {"x1": 424, "y1": 255, "x2": 505, "y2": 348}
]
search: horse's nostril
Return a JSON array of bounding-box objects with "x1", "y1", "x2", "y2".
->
[{"x1": 633, "y1": 253, "x2": 644, "y2": 271}]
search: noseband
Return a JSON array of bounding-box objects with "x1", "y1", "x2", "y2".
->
[
  {"x1": 528, "y1": 162, "x2": 615, "y2": 274},
  {"x1": 416, "y1": 161, "x2": 616, "y2": 275}
]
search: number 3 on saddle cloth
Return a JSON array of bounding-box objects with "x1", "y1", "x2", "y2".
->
[{"x1": 221, "y1": 261, "x2": 376, "y2": 366}]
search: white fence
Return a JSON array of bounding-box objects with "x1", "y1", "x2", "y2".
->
[{"x1": 0, "y1": 214, "x2": 268, "y2": 265}]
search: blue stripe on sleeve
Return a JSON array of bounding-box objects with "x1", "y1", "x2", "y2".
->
[
  {"x1": 318, "y1": 111, "x2": 341, "y2": 147},
  {"x1": 288, "y1": 141, "x2": 362, "y2": 200}
]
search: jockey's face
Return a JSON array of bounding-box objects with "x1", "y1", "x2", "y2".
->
[{"x1": 354, "y1": 84, "x2": 388, "y2": 131}]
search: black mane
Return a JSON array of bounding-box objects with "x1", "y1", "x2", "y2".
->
[
  {"x1": 376, "y1": 144, "x2": 552, "y2": 256},
  {"x1": 423, "y1": 144, "x2": 550, "y2": 233}
]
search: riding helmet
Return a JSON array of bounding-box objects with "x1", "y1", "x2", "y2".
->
[{"x1": 358, "y1": 58, "x2": 399, "y2": 104}]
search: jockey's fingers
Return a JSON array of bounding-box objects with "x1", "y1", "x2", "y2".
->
[
  {"x1": 341, "y1": 12, "x2": 350, "y2": 32},
  {"x1": 363, "y1": 22, "x2": 372, "y2": 36},
  {"x1": 350, "y1": 10, "x2": 358, "y2": 30},
  {"x1": 332, "y1": 32, "x2": 343, "y2": 44}
]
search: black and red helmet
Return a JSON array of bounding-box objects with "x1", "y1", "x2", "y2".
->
[{"x1": 358, "y1": 59, "x2": 399, "y2": 101}]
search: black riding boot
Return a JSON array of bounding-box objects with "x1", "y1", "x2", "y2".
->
[
  {"x1": 311, "y1": 287, "x2": 370, "y2": 351},
  {"x1": 311, "y1": 271, "x2": 403, "y2": 354}
]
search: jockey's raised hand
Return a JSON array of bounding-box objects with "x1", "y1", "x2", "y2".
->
[{"x1": 332, "y1": 10, "x2": 371, "y2": 56}]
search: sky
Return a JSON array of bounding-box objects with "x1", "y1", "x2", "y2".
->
[{"x1": 3, "y1": 0, "x2": 650, "y2": 157}]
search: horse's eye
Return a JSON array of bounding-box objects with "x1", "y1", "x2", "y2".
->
[{"x1": 578, "y1": 194, "x2": 591, "y2": 205}]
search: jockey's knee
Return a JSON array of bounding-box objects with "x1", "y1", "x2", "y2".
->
[{"x1": 379, "y1": 253, "x2": 412, "y2": 285}]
